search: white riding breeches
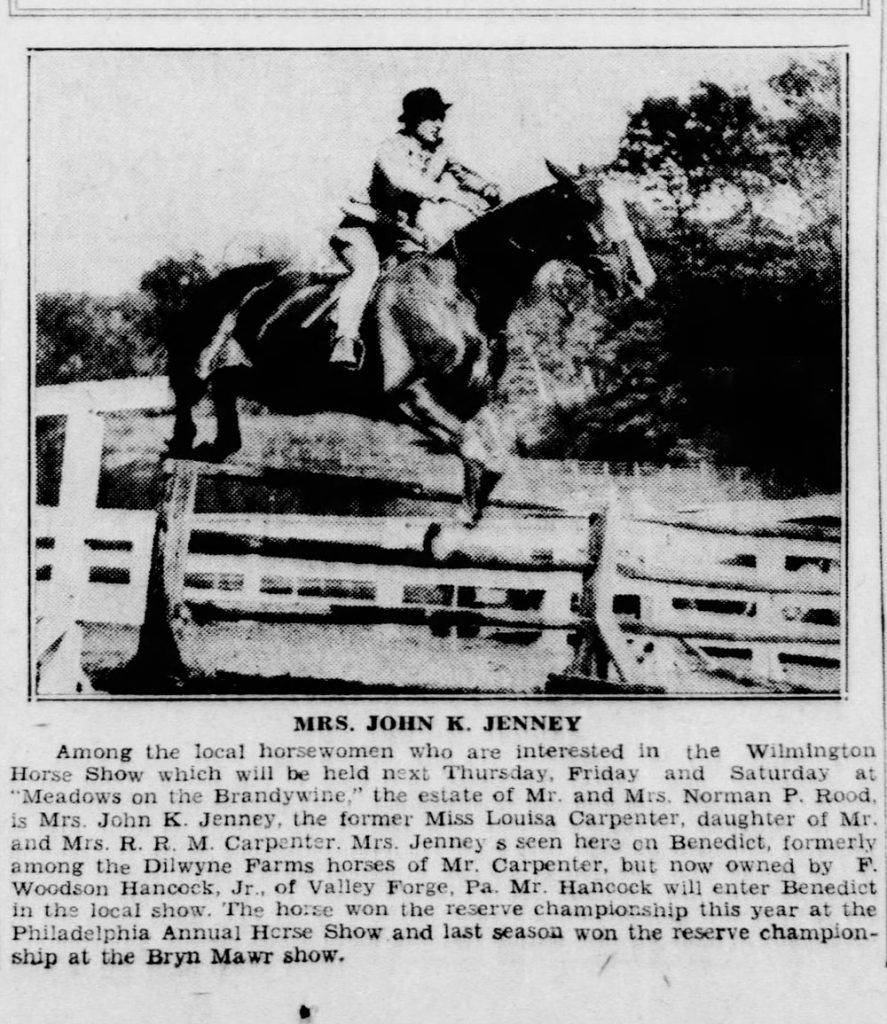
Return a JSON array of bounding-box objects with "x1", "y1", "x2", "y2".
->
[{"x1": 330, "y1": 226, "x2": 381, "y2": 343}]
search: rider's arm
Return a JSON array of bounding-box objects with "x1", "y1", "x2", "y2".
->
[
  {"x1": 444, "y1": 159, "x2": 487, "y2": 194},
  {"x1": 375, "y1": 137, "x2": 447, "y2": 202},
  {"x1": 444, "y1": 159, "x2": 499, "y2": 203}
]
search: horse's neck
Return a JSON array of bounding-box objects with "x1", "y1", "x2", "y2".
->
[{"x1": 450, "y1": 192, "x2": 566, "y2": 333}]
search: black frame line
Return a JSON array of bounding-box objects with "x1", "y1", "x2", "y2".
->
[
  {"x1": 8, "y1": 2, "x2": 873, "y2": 19},
  {"x1": 875, "y1": 0, "x2": 887, "y2": 961},
  {"x1": 27, "y1": 50, "x2": 34, "y2": 703}
]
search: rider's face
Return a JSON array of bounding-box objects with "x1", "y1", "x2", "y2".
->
[{"x1": 413, "y1": 117, "x2": 445, "y2": 147}]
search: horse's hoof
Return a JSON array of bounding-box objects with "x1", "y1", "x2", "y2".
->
[
  {"x1": 191, "y1": 443, "x2": 224, "y2": 463},
  {"x1": 457, "y1": 505, "x2": 481, "y2": 529},
  {"x1": 479, "y1": 466, "x2": 503, "y2": 497},
  {"x1": 166, "y1": 440, "x2": 196, "y2": 459}
]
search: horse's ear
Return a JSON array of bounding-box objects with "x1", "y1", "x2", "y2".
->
[{"x1": 545, "y1": 159, "x2": 577, "y2": 184}]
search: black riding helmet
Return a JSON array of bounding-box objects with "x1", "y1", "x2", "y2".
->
[{"x1": 399, "y1": 87, "x2": 452, "y2": 125}]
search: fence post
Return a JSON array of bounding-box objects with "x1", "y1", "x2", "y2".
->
[
  {"x1": 557, "y1": 505, "x2": 612, "y2": 684},
  {"x1": 132, "y1": 459, "x2": 198, "y2": 684}
]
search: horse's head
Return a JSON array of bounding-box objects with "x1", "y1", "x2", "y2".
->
[{"x1": 544, "y1": 160, "x2": 657, "y2": 300}]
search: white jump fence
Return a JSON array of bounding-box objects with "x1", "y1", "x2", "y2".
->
[
  {"x1": 33, "y1": 377, "x2": 842, "y2": 696},
  {"x1": 34, "y1": 378, "x2": 173, "y2": 693},
  {"x1": 575, "y1": 498, "x2": 842, "y2": 694}
]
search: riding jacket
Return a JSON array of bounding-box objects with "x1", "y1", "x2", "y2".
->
[{"x1": 343, "y1": 131, "x2": 493, "y2": 257}]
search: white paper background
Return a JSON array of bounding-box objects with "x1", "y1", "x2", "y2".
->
[{"x1": 1, "y1": 6, "x2": 884, "y2": 1022}]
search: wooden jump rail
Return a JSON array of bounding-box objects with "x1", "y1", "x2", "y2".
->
[
  {"x1": 131, "y1": 456, "x2": 602, "y2": 686},
  {"x1": 159, "y1": 455, "x2": 588, "y2": 516},
  {"x1": 33, "y1": 377, "x2": 600, "y2": 694},
  {"x1": 556, "y1": 496, "x2": 842, "y2": 695}
]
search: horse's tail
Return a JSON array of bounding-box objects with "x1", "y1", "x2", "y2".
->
[{"x1": 162, "y1": 261, "x2": 284, "y2": 396}]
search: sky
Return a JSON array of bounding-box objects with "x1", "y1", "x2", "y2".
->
[{"x1": 31, "y1": 48, "x2": 820, "y2": 295}]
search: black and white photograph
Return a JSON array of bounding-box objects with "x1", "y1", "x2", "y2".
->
[{"x1": 32, "y1": 48, "x2": 844, "y2": 699}]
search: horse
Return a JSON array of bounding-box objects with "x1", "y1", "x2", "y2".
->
[{"x1": 164, "y1": 162, "x2": 655, "y2": 524}]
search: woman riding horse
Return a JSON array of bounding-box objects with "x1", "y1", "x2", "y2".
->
[
  {"x1": 166, "y1": 162, "x2": 655, "y2": 525},
  {"x1": 329, "y1": 87, "x2": 500, "y2": 371}
]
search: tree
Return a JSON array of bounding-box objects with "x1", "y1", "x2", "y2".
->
[
  {"x1": 505, "y1": 58, "x2": 841, "y2": 491},
  {"x1": 615, "y1": 58, "x2": 840, "y2": 253},
  {"x1": 35, "y1": 254, "x2": 216, "y2": 385},
  {"x1": 35, "y1": 291, "x2": 157, "y2": 385},
  {"x1": 506, "y1": 267, "x2": 682, "y2": 463},
  {"x1": 603, "y1": 58, "x2": 843, "y2": 491}
]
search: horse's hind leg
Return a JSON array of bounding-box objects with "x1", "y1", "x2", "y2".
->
[
  {"x1": 193, "y1": 368, "x2": 245, "y2": 462},
  {"x1": 212, "y1": 368, "x2": 245, "y2": 457},
  {"x1": 397, "y1": 382, "x2": 503, "y2": 526},
  {"x1": 168, "y1": 375, "x2": 204, "y2": 457}
]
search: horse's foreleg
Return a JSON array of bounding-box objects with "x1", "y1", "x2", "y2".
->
[
  {"x1": 398, "y1": 383, "x2": 504, "y2": 526},
  {"x1": 461, "y1": 408, "x2": 509, "y2": 523}
]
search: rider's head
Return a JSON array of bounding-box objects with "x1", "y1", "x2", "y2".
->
[{"x1": 399, "y1": 88, "x2": 450, "y2": 148}]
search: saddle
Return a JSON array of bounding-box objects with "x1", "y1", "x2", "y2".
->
[
  {"x1": 240, "y1": 270, "x2": 347, "y2": 341},
  {"x1": 198, "y1": 200, "x2": 475, "y2": 387},
  {"x1": 196, "y1": 269, "x2": 345, "y2": 382}
]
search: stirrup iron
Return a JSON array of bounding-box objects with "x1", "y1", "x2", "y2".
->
[{"x1": 330, "y1": 336, "x2": 365, "y2": 371}]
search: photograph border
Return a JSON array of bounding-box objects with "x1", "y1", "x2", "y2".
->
[{"x1": 27, "y1": 43, "x2": 857, "y2": 704}]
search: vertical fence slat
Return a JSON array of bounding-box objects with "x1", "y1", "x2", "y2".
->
[{"x1": 36, "y1": 407, "x2": 105, "y2": 695}]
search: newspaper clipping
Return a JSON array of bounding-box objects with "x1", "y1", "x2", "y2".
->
[{"x1": 0, "y1": 2, "x2": 884, "y2": 1022}]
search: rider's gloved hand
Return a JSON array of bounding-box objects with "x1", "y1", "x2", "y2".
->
[
  {"x1": 481, "y1": 184, "x2": 502, "y2": 208},
  {"x1": 448, "y1": 193, "x2": 487, "y2": 217}
]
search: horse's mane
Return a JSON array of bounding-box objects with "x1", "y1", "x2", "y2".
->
[{"x1": 451, "y1": 184, "x2": 567, "y2": 255}]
